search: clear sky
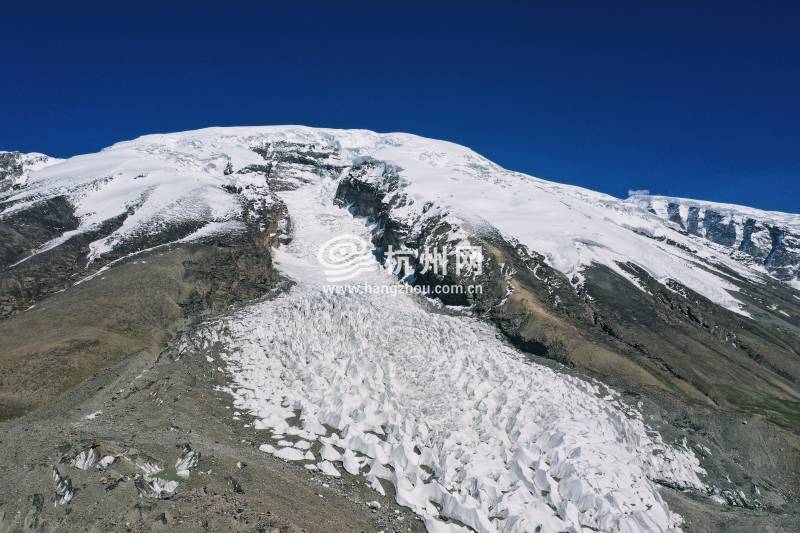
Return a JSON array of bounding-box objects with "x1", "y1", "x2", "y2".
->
[{"x1": 1, "y1": 1, "x2": 798, "y2": 212}]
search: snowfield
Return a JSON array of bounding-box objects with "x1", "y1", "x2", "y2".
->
[{"x1": 188, "y1": 177, "x2": 706, "y2": 532}]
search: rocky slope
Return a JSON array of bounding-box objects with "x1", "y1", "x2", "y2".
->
[{"x1": 1, "y1": 126, "x2": 799, "y2": 532}]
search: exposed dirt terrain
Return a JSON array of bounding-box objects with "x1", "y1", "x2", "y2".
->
[
  {"x1": 0, "y1": 286, "x2": 425, "y2": 532},
  {"x1": 0, "y1": 239, "x2": 280, "y2": 420}
]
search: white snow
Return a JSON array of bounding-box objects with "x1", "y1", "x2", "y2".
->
[
  {"x1": 174, "y1": 447, "x2": 199, "y2": 478},
  {"x1": 321, "y1": 443, "x2": 342, "y2": 462},
  {"x1": 52, "y1": 468, "x2": 74, "y2": 505},
  {"x1": 142, "y1": 477, "x2": 180, "y2": 498},
  {"x1": 1, "y1": 143, "x2": 242, "y2": 266},
  {"x1": 274, "y1": 447, "x2": 306, "y2": 461},
  {"x1": 317, "y1": 460, "x2": 341, "y2": 477},
  {"x1": 72, "y1": 448, "x2": 100, "y2": 470},
  {"x1": 200, "y1": 175, "x2": 707, "y2": 532}
]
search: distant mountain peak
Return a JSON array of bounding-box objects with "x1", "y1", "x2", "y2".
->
[{"x1": 0, "y1": 150, "x2": 62, "y2": 191}]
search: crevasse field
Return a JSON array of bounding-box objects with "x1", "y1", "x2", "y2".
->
[{"x1": 181, "y1": 176, "x2": 705, "y2": 533}]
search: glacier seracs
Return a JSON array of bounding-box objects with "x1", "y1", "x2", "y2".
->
[{"x1": 201, "y1": 175, "x2": 706, "y2": 532}]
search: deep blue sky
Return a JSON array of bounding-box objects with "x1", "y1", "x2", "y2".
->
[{"x1": 1, "y1": 2, "x2": 798, "y2": 212}]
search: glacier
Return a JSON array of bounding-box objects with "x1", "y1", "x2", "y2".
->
[{"x1": 178, "y1": 174, "x2": 705, "y2": 532}]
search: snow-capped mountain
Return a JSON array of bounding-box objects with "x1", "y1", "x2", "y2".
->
[
  {"x1": 1, "y1": 127, "x2": 799, "y2": 532},
  {"x1": 3, "y1": 127, "x2": 797, "y2": 308}
]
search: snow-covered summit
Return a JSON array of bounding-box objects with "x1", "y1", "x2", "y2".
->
[{"x1": 2, "y1": 126, "x2": 797, "y2": 310}]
